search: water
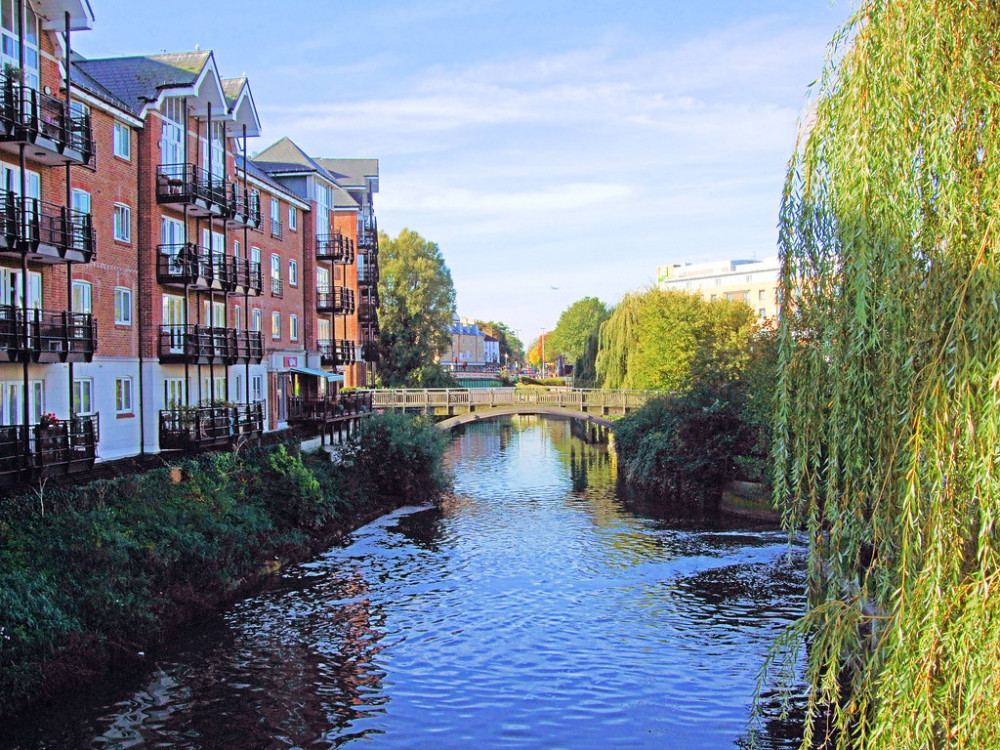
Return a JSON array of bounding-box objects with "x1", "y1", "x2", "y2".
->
[{"x1": 1, "y1": 417, "x2": 806, "y2": 749}]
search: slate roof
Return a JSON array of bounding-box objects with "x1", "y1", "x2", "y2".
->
[
  {"x1": 315, "y1": 158, "x2": 378, "y2": 190},
  {"x1": 221, "y1": 77, "x2": 247, "y2": 106},
  {"x1": 70, "y1": 53, "x2": 134, "y2": 114},
  {"x1": 73, "y1": 51, "x2": 211, "y2": 115},
  {"x1": 238, "y1": 159, "x2": 305, "y2": 203},
  {"x1": 253, "y1": 137, "x2": 331, "y2": 177},
  {"x1": 332, "y1": 184, "x2": 359, "y2": 209}
]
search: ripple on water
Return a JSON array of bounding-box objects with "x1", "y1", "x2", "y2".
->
[{"x1": 1, "y1": 418, "x2": 806, "y2": 750}]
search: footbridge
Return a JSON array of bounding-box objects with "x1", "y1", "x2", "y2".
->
[{"x1": 370, "y1": 388, "x2": 654, "y2": 430}]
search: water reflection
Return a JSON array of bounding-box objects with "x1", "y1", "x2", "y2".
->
[{"x1": 1, "y1": 416, "x2": 805, "y2": 750}]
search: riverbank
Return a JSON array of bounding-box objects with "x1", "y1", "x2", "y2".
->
[{"x1": 0, "y1": 413, "x2": 449, "y2": 722}]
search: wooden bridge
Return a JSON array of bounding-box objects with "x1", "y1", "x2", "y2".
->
[{"x1": 370, "y1": 388, "x2": 654, "y2": 430}]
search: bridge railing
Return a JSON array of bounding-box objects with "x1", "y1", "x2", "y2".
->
[{"x1": 370, "y1": 388, "x2": 656, "y2": 411}]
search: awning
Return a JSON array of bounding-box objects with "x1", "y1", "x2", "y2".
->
[{"x1": 291, "y1": 367, "x2": 344, "y2": 382}]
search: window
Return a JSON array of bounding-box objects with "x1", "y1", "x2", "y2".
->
[
  {"x1": 115, "y1": 377, "x2": 133, "y2": 414},
  {"x1": 288, "y1": 259, "x2": 298, "y2": 286},
  {"x1": 233, "y1": 239, "x2": 240, "y2": 257},
  {"x1": 759, "y1": 308, "x2": 767, "y2": 318},
  {"x1": 759, "y1": 289, "x2": 767, "y2": 301},
  {"x1": 290, "y1": 314, "x2": 299, "y2": 341},
  {"x1": 72, "y1": 378, "x2": 94, "y2": 416},
  {"x1": 164, "y1": 378, "x2": 185, "y2": 409},
  {"x1": 270, "y1": 254, "x2": 280, "y2": 280},
  {"x1": 160, "y1": 98, "x2": 185, "y2": 167},
  {"x1": 113, "y1": 203, "x2": 131, "y2": 242},
  {"x1": 271, "y1": 311, "x2": 281, "y2": 339},
  {"x1": 114, "y1": 287, "x2": 132, "y2": 325},
  {"x1": 271, "y1": 198, "x2": 280, "y2": 224},
  {"x1": 233, "y1": 304, "x2": 241, "y2": 330},
  {"x1": 0, "y1": 1, "x2": 40, "y2": 89},
  {"x1": 113, "y1": 122, "x2": 131, "y2": 160},
  {"x1": 251, "y1": 375, "x2": 263, "y2": 403},
  {"x1": 251, "y1": 308, "x2": 262, "y2": 332},
  {"x1": 71, "y1": 280, "x2": 92, "y2": 314},
  {"x1": 288, "y1": 206, "x2": 297, "y2": 231}
]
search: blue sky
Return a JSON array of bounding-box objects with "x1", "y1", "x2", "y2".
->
[{"x1": 78, "y1": 0, "x2": 852, "y2": 339}]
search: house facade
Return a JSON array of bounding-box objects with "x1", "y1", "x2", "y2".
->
[{"x1": 0, "y1": 0, "x2": 379, "y2": 486}]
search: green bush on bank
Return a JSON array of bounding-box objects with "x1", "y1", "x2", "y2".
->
[
  {"x1": 516, "y1": 376, "x2": 565, "y2": 387},
  {"x1": 0, "y1": 413, "x2": 449, "y2": 719}
]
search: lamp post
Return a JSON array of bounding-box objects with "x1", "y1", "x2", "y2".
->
[{"x1": 540, "y1": 327, "x2": 546, "y2": 378}]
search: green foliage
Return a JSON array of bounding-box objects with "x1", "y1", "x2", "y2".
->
[
  {"x1": 516, "y1": 376, "x2": 565, "y2": 387},
  {"x1": 376, "y1": 228, "x2": 457, "y2": 387},
  {"x1": 546, "y1": 297, "x2": 609, "y2": 362},
  {"x1": 475, "y1": 320, "x2": 525, "y2": 365},
  {"x1": 0, "y1": 423, "x2": 449, "y2": 718},
  {"x1": 769, "y1": 3, "x2": 1000, "y2": 747},
  {"x1": 596, "y1": 289, "x2": 758, "y2": 391},
  {"x1": 573, "y1": 329, "x2": 601, "y2": 388},
  {"x1": 340, "y1": 413, "x2": 450, "y2": 503}
]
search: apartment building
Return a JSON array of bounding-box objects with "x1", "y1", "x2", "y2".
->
[
  {"x1": 656, "y1": 257, "x2": 781, "y2": 320},
  {"x1": 0, "y1": 0, "x2": 379, "y2": 486}
]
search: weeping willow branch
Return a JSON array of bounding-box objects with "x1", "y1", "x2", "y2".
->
[{"x1": 769, "y1": 2, "x2": 1000, "y2": 748}]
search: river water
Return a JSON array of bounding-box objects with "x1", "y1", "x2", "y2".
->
[{"x1": 3, "y1": 417, "x2": 806, "y2": 749}]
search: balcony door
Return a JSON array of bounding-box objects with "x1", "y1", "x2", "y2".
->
[
  {"x1": 162, "y1": 295, "x2": 185, "y2": 352},
  {"x1": 164, "y1": 378, "x2": 185, "y2": 409},
  {"x1": 160, "y1": 98, "x2": 185, "y2": 169},
  {"x1": 0, "y1": 268, "x2": 40, "y2": 308},
  {"x1": 1, "y1": 380, "x2": 43, "y2": 426}
]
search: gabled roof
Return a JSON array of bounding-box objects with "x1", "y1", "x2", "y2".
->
[
  {"x1": 253, "y1": 137, "x2": 332, "y2": 180},
  {"x1": 36, "y1": 0, "x2": 94, "y2": 31},
  {"x1": 315, "y1": 158, "x2": 379, "y2": 192},
  {"x1": 238, "y1": 160, "x2": 309, "y2": 208},
  {"x1": 74, "y1": 50, "x2": 260, "y2": 135},
  {"x1": 70, "y1": 54, "x2": 134, "y2": 114},
  {"x1": 332, "y1": 184, "x2": 359, "y2": 209}
]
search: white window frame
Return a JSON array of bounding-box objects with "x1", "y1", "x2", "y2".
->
[
  {"x1": 271, "y1": 311, "x2": 281, "y2": 340},
  {"x1": 288, "y1": 206, "x2": 297, "y2": 231},
  {"x1": 288, "y1": 259, "x2": 298, "y2": 286},
  {"x1": 71, "y1": 280, "x2": 92, "y2": 314},
  {"x1": 251, "y1": 375, "x2": 263, "y2": 403},
  {"x1": 113, "y1": 203, "x2": 131, "y2": 242},
  {"x1": 113, "y1": 121, "x2": 131, "y2": 160},
  {"x1": 115, "y1": 377, "x2": 133, "y2": 414},
  {"x1": 289, "y1": 314, "x2": 299, "y2": 341},
  {"x1": 251, "y1": 308, "x2": 262, "y2": 332},
  {"x1": 72, "y1": 377, "x2": 94, "y2": 416},
  {"x1": 114, "y1": 286, "x2": 132, "y2": 325},
  {"x1": 159, "y1": 98, "x2": 185, "y2": 168}
]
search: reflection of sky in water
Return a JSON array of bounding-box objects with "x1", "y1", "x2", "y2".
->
[{"x1": 2, "y1": 416, "x2": 806, "y2": 750}]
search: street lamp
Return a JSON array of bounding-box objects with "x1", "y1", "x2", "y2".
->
[{"x1": 540, "y1": 327, "x2": 546, "y2": 378}]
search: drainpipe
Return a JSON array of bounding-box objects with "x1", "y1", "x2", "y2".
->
[
  {"x1": 137, "y1": 98, "x2": 145, "y2": 454},
  {"x1": 18, "y1": 0, "x2": 28, "y2": 460},
  {"x1": 64, "y1": 11, "x2": 74, "y2": 435},
  {"x1": 243, "y1": 124, "x2": 250, "y2": 409}
]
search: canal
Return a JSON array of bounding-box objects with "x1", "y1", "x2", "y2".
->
[{"x1": 2, "y1": 417, "x2": 806, "y2": 749}]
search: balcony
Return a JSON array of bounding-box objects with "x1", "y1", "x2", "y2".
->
[
  {"x1": 316, "y1": 285, "x2": 355, "y2": 315},
  {"x1": 288, "y1": 391, "x2": 372, "y2": 425},
  {"x1": 357, "y1": 301, "x2": 378, "y2": 324},
  {"x1": 270, "y1": 218, "x2": 283, "y2": 240},
  {"x1": 157, "y1": 244, "x2": 234, "y2": 292},
  {"x1": 228, "y1": 182, "x2": 261, "y2": 229},
  {"x1": 357, "y1": 259, "x2": 379, "y2": 287},
  {"x1": 316, "y1": 232, "x2": 355, "y2": 264},
  {"x1": 318, "y1": 338, "x2": 357, "y2": 366},
  {"x1": 0, "y1": 415, "x2": 98, "y2": 486},
  {"x1": 357, "y1": 229, "x2": 377, "y2": 251},
  {"x1": 156, "y1": 163, "x2": 229, "y2": 218},
  {"x1": 0, "y1": 305, "x2": 96, "y2": 363},
  {"x1": 270, "y1": 277, "x2": 283, "y2": 298},
  {"x1": 0, "y1": 192, "x2": 95, "y2": 264},
  {"x1": 0, "y1": 76, "x2": 94, "y2": 166},
  {"x1": 159, "y1": 402, "x2": 264, "y2": 452},
  {"x1": 232, "y1": 257, "x2": 262, "y2": 296},
  {"x1": 232, "y1": 329, "x2": 264, "y2": 364},
  {"x1": 360, "y1": 324, "x2": 379, "y2": 362}
]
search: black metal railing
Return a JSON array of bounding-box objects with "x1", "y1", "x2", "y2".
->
[
  {"x1": 156, "y1": 163, "x2": 229, "y2": 212},
  {"x1": 229, "y1": 182, "x2": 261, "y2": 227},
  {"x1": 158, "y1": 324, "x2": 263, "y2": 365},
  {"x1": 357, "y1": 258, "x2": 379, "y2": 286},
  {"x1": 316, "y1": 285, "x2": 354, "y2": 314},
  {"x1": 156, "y1": 244, "x2": 235, "y2": 291},
  {"x1": 318, "y1": 338, "x2": 357, "y2": 366},
  {"x1": 232, "y1": 329, "x2": 264, "y2": 363},
  {"x1": 232, "y1": 257, "x2": 262, "y2": 295},
  {"x1": 270, "y1": 218, "x2": 283, "y2": 240},
  {"x1": 0, "y1": 191, "x2": 95, "y2": 261},
  {"x1": 270, "y1": 277, "x2": 283, "y2": 297},
  {"x1": 0, "y1": 304, "x2": 96, "y2": 362},
  {"x1": 0, "y1": 414, "x2": 98, "y2": 485},
  {"x1": 0, "y1": 75, "x2": 94, "y2": 164},
  {"x1": 357, "y1": 229, "x2": 377, "y2": 251},
  {"x1": 357, "y1": 301, "x2": 377, "y2": 324},
  {"x1": 159, "y1": 402, "x2": 264, "y2": 452},
  {"x1": 316, "y1": 232, "x2": 355, "y2": 264},
  {"x1": 288, "y1": 391, "x2": 372, "y2": 424}
]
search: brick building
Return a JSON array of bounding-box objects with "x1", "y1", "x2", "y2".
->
[{"x1": 0, "y1": 0, "x2": 379, "y2": 485}]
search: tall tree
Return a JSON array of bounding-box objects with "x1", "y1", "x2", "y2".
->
[
  {"x1": 376, "y1": 229, "x2": 456, "y2": 387},
  {"x1": 596, "y1": 289, "x2": 756, "y2": 392},
  {"x1": 771, "y1": 3, "x2": 1000, "y2": 747},
  {"x1": 546, "y1": 297, "x2": 609, "y2": 362},
  {"x1": 475, "y1": 320, "x2": 525, "y2": 366}
]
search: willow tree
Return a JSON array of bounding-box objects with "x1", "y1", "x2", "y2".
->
[{"x1": 772, "y1": 2, "x2": 1000, "y2": 747}]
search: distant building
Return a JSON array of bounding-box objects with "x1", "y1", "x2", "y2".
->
[
  {"x1": 656, "y1": 257, "x2": 781, "y2": 320},
  {"x1": 484, "y1": 335, "x2": 500, "y2": 366},
  {"x1": 441, "y1": 315, "x2": 487, "y2": 369}
]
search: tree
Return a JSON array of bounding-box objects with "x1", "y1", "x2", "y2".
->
[
  {"x1": 376, "y1": 229, "x2": 456, "y2": 387},
  {"x1": 769, "y1": 3, "x2": 1000, "y2": 747},
  {"x1": 475, "y1": 320, "x2": 524, "y2": 366},
  {"x1": 595, "y1": 289, "x2": 757, "y2": 392},
  {"x1": 546, "y1": 297, "x2": 609, "y2": 362}
]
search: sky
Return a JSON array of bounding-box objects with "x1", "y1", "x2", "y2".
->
[{"x1": 77, "y1": 0, "x2": 854, "y2": 341}]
